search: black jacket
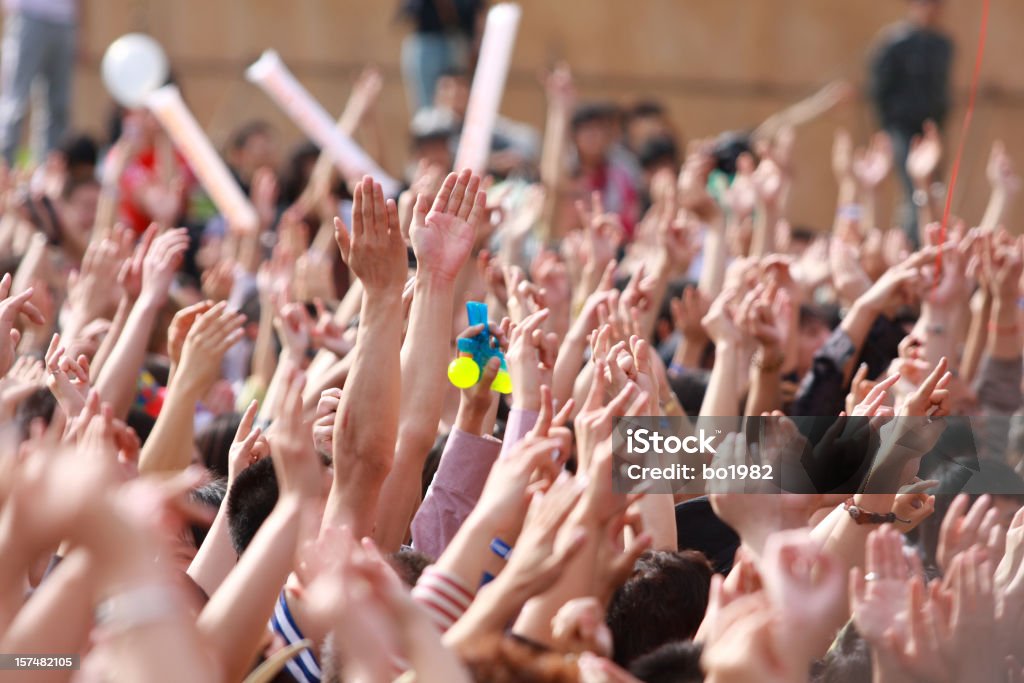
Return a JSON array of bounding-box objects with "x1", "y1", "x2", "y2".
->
[{"x1": 869, "y1": 22, "x2": 954, "y2": 131}]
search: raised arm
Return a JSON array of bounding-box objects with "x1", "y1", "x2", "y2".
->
[
  {"x1": 374, "y1": 170, "x2": 482, "y2": 551},
  {"x1": 94, "y1": 227, "x2": 190, "y2": 419},
  {"x1": 323, "y1": 177, "x2": 408, "y2": 538},
  {"x1": 197, "y1": 372, "x2": 320, "y2": 683},
  {"x1": 139, "y1": 302, "x2": 245, "y2": 473}
]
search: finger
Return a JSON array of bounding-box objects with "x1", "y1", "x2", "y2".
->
[
  {"x1": 583, "y1": 358, "x2": 607, "y2": 412},
  {"x1": 458, "y1": 174, "x2": 481, "y2": 219},
  {"x1": 372, "y1": 179, "x2": 386, "y2": 230},
  {"x1": 432, "y1": 172, "x2": 458, "y2": 215},
  {"x1": 552, "y1": 398, "x2": 575, "y2": 428},
  {"x1": 915, "y1": 357, "x2": 949, "y2": 398},
  {"x1": 350, "y1": 180, "x2": 365, "y2": 239}
]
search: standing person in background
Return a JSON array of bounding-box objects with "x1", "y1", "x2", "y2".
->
[
  {"x1": 868, "y1": 0, "x2": 953, "y2": 247},
  {"x1": 0, "y1": 0, "x2": 78, "y2": 165},
  {"x1": 399, "y1": 0, "x2": 485, "y2": 114}
]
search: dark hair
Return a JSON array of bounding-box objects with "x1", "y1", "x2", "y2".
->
[
  {"x1": 710, "y1": 131, "x2": 755, "y2": 176},
  {"x1": 229, "y1": 120, "x2": 273, "y2": 152},
  {"x1": 388, "y1": 548, "x2": 433, "y2": 586},
  {"x1": 189, "y1": 478, "x2": 227, "y2": 548},
  {"x1": 196, "y1": 413, "x2": 242, "y2": 479},
  {"x1": 421, "y1": 432, "x2": 448, "y2": 499},
  {"x1": 126, "y1": 408, "x2": 157, "y2": 446},
  {"x1": 628, "y1": 100, "x2": 668, "y2": 122},
  {"x1": 15, "y1": 388, "x2": 57, "y2": 440},
  {"x1": 462, "y1": 635, "x2": 580, "y2": 683},
  {"x1": 628, "y1": 641, "x2": 704, "y2": 683},
  {"x1": 280, "y1": 141, "x2": 321, "y2": 205},
  {"x1": 606, "y1": 550, "x2": 713, "y2": 666},
  {"x1": 57, "y1": 132, "x2": 99, "y2": 179},
  {"x1": 226, "y1": 457, "x2": 278, "y2": 554},
  {"x1": 799, "y1": 303, "x2": 841, "y2": 331},
  {"x1": 571, "y1": 102, "x2": 619, "y2": 132},
  {"x1": 637, "y1": 135, "x2": 679, "y2": 171},
  {"x1": 811, "y1": 622, "x2": 871, "y2": 683}
]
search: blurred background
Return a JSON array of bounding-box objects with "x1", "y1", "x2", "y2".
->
[{"x1": 9, "y1": 0, "x2": 1024, "y2": 231}]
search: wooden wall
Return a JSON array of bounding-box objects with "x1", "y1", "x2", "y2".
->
[{"x1": 41, "y1": 0, "x2": 1024, "y2": 230}]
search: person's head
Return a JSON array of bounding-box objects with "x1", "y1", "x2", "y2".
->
[
  {"x1": 410, "y1": 107, "x2": 456, "y2": 171},
  {"x1": 195, "y1": 413, "x2": 242, "y2": 479},
  {"x1": 387, "y1": 548, "x2": 433, "y2": 586},
  {"x1": 638, "y1": 135, "x2": 680, "y2": 190},
  {"x1": 572, "y1": 103, "x2": 619, "y2": 168},
  {"x1": 606, "y1": 550, "x2": 713, "y2": 666},
  {"x1": 58, "y1": 176, "x2": 100, "y2": 255},
  {"x1": 625, "y1": 101, "x2": 676, "y2": 154},
  {"x1": 280, "y1": 141, "x2": 320, "y2": 205},
  {"x1": 906, "y1": 0, "x2": 943, "y2": 28},
  {"x1": 811, "y1": 623, "x2": 872, "y2": 683},
  {"x1": 226, "y1": 120, "x2": 277, "y2": 184},
  {"x1": 796, "y1": 304, "x2": 839, "y2": 377},
  {"x1": 56, "y1": 132, "x2": 99, "y2": 182},
  {"x1": 183, "y1": 478, "x2": 227, "y2": 565},
  {"x1": 628, "y1": 641, "x2": 704, "y2": 683},
  {"x1": 226, "y1": 457, "x2": 278, "y2": 554},
  {"x1": 434, "y1": 68, "x2": 470, "y2": 117}
]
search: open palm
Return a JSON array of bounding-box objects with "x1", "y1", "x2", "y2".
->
[{"x1": 411, "y1": 169, "x2": 484, "y2": 281}]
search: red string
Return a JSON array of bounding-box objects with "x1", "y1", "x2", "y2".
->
[{"x1": 939, "y1": 0, "x2": 991, "y2": 253}]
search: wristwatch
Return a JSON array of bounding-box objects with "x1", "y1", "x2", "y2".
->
[{"x1": 843, "y1": 498, "x2": 910, "y2": 525}]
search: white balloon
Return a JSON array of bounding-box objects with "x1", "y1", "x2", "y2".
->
[{"x1": 101, "y1": 34, "x2": 169, "y2": 108}]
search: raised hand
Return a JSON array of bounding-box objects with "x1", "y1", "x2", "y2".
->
[
  {"x1": 0, "y1": 272, "x2": 45, "y2": 377},
  {"x1": 506, "y1": 308, "x2": 558, "y2": 411},
  {"x1": 227, "y1": 399, "x2": 268, "y2": 484},
  {"x1": 268, "y1": 370, "x2": 322, "y2": 501},
  {"x1": 761, "y1": 530, "x2": 846, "y2": 659},
  {"x1": 167, "y1": 300, "x2": 214, "y2": 368},
  {"x1": 334, "y1": 176, "x2": 407, "y2": 293},
  {"x1": 987, "y1": 139, "x2": 1021, "y2": 195},
  {"x1": 907, "y1": 120, "x2": 942, "y2": 186},
  {"x1": 274, "y1": 301, "x2": 312, "y2": 364},
  {"x1": 139, "y1": 227, "x2": 190, "y2": 308},
  {"x1": 701, "y1": 287, "x2": 742, "y2": 345},
  {"x1": 410, "y1": 169, "x2": 485, "y2": 282},
  {"x1": 470, "y1": 434, "x2": 565, "y2": 542},
  {"x1": 175, "y1": 301, "x2": 246, "y2": 397},
  {"x1": 937, "y1": 494, "x2": 1000, "y2": 574},
  {"x1": 853, "y1": 132, "x2": 893, "y2": 190},
  {"x1": 311, "y1": 298, "x2": 355, "y2": 357},
  {"x1": 43, "y1": 332, "x2": 90, "y2": 418},
  {"x1": 849, "y1": 525, "x2": 917, "y2": 645},
  {"x1": 897, "y1": 356, "x2": 952, "y2": 418},
  {"x1": 312, "y1": 387, "x2": 341, "y2": 458},
  {"x1": 0, "y1": 354, "x2": 43, "y2": 419},
  {"x1": 500, "y1": 473, "x2": 588, "y2": 589}
]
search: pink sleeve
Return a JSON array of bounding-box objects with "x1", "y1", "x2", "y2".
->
[
  {"x1": 411, "y1": 429, "x2": 501, "y2": 559},
  {"x1": 499, "y1": 408, "x2": 539, "y2": 458}
]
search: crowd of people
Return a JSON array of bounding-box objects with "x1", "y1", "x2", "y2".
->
[{"x1": 1, "y1": 1, "x2": 1024, "y2": 682}]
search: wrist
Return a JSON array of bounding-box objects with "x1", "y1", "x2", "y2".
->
[
  {"x1": 454, "y1": 407, "x2": 487, "y2": 436},
  {"x1": 134, "y1": 290, "x2": 166, "y2": 313},
  {"x1": 362, "y1": 286, "x2": 404, "y2": 307},
  {"x1": 414, "y1": 267, "x2": 460, "y2": 289}
]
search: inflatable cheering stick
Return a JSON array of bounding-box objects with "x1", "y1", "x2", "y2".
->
[{"x1": 447, "y1": 301, "x2": 512, "y2": 394}]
